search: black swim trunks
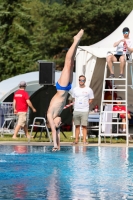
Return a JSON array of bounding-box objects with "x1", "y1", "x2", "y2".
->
[{"x1": 114, "y1": 54, "x2": 130, "y2": 61}]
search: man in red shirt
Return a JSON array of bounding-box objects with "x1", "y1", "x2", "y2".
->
[
  {"x1": 113, "y1": 96, "x2": 131, "y2": 132},
  {"x1": 12, "y1": 81, "x2": 36, "y2": 139}
]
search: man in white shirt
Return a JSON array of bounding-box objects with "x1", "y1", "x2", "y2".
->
[
  {"x1": 106, "y1": 27, "x2": 133, "y2": 78},
  {"x1": 72, "y1": 75, "x2": 94, "y2": 145}
]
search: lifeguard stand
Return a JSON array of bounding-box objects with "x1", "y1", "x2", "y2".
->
[{"x1": 98, "y1": 56, "x2": 133, "y2": 146}]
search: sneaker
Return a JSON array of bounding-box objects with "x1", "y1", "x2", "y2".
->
[
  {"x1": 122, "y1": 129, "x2": 126, "y2": 133},
  {"x1": 118, "y1": 74, "x2": 124, "y2": 78},
  {"x1": 108, "y1": 74, "x2": 115, "y2": 78}
]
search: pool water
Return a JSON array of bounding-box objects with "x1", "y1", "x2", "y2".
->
[{"x1": 0, "y1": 145, "x2": 133, "y2": 200}]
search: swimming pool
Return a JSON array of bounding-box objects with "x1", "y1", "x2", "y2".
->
[{"x1": 0, "y1": 145, "x2": 133, "y2": 200}]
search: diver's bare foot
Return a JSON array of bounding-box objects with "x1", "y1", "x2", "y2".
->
[
  {"x1": 74, "y1": 29, "x2": 84, "y2": 43},
  {"x1": 52, "y1": 147, "x2": 60, "y2": 152}
]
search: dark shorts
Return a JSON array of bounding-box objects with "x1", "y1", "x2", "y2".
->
[{"x1": 114, "y1": 54, "x2": 130, "y2": 61}]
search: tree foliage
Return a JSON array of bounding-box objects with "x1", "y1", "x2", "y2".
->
[
  {"x1": 0, "y1": 0, "x2": 40, "y2": 80},
  {"x1": 37, "y1": 0, "x2": 133, "y2": 68}
]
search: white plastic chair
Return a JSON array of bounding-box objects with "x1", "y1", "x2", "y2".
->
[
  {"x1": 88, "y1": 112, "x2": 100, "y2": 138},
  {"x1": 0, "y1": 117, "x2": 14, "y2": 137},
  {"x1": 0, "y1": 116, "x2": 25, "y2": 138},
  {"x1": 28, "y1": 117, "x2": 52, "y2": 143}
]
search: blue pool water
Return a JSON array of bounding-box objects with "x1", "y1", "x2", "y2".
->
[{"x1": 0, "y1": 145, "x2": 133, "y2": 200}]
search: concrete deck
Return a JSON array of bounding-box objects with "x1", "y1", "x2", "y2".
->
[{"x1": 0, "y1": 141, "x2": 133, "y2": 147}]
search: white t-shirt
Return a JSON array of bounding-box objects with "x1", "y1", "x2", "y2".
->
[
  {"x1": 72, "y1": 86, "x2": 94, "y2": 112},
  {"x1": 116, "y1": 39, "x2": 133, "y2": 54}
]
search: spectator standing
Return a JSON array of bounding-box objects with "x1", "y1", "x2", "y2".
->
[
  {"x1": 68, "y1": 93, "x2": 74, "y2": 115},
  {"x1": 113, "y1": 96, "x2": 131, "y2": 133},
  {"x1": 12, "y1": 81, "x2": 36, "y2": 139},
  {"x1": 72, "y1": 75, "x2": 94, "y2": 145}
]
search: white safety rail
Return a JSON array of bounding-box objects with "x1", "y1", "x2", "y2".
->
[
  {"x1": 0, "y1": 102, "x2": 14, "y2": 117},
  {"x1": 0, "y1": 102, "x2": 15, "y2": 136},
  {"x1": 99, "y1": 60, "x2": 133, "y2": 146},
  {"x1": 0, "y1": 102, "x2": 15, "y2": 125},
  {"x1": 0, "y1": 102, "x2": 25, "y2": 137}
]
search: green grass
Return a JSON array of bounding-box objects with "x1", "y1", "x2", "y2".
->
[
  {"x1": 0, "y1": 131, "x2": 73, "y2": 142},
  {"x1": 0, "y1": 131, "x2": 128, "y2": 144}
]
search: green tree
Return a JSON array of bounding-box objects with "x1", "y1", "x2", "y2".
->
[
  {"x1": 0, "y1": 0, "x2": 133, "y2": 79},
  {"x1": 0, "y1": 0, "x2": 40, "y2": 81},
  {"x1": 40, "y1": 0, "x2": 81, "y2": 4},
  {"x1": 39, "y1": 0, "x2": 133, "y2": 69},
  {"x1": 83, "y1": 0, "x2": 133, "y2": 44}
]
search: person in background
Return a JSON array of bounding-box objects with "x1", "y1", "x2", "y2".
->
[
  {"x1": 106, "y1": 27, "x2": 133, "y2": 78},
  {"x1": 47, "y1": 30, "x2": 84, "y2": 151},
  {"x1": 113, "y1": 96, "x2": 131, "y2": 133},
  {"x1": 72, "y1": 75, "x2": 94, "y2": 145},
  {"x1": 68, "y1": 93, "x2": 74, "y2": 120},
  {"x1": 12, "y1": 81, "x2": 36, "y2": 139}
]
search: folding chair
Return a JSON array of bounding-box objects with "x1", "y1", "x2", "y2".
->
[
  {"x1": 88, "y1": 112, "x2": 100, "y2": 139},
  {"x1": 0, "y1": 116, "x2": 25, "y2": 138},
  {"x1": 112, "y1": 113, "x2": 120, "y2": 133},
  {"x1": 0, "y1": 117, "x2": 14, "y2": 137},
  {"x1": 28, "y1": 117, "x2": 52, "y2": 143}
]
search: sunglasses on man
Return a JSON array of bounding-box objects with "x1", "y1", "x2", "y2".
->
[
  {"x1": 79, "y1": 79, "x2": 85, "y2": 82},
  {"x1": 123, "y1": 31, "x2": 129, "y2": 35}
]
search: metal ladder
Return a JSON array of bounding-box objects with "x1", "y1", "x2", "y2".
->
[{"x1": 98, "y1": 60, "x2": 133, "y2": 146}]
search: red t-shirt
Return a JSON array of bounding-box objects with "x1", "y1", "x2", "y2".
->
[
  {"x1": 14, "y1": 89, "x2": 29, "y2": 112},
  {"x1": 113, "y1": 105, "x2": 129, "y2": 118}
]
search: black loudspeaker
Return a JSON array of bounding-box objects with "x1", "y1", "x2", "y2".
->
[{"x1": 38, "y1": 61, "x2": 55, "y2": 85}]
